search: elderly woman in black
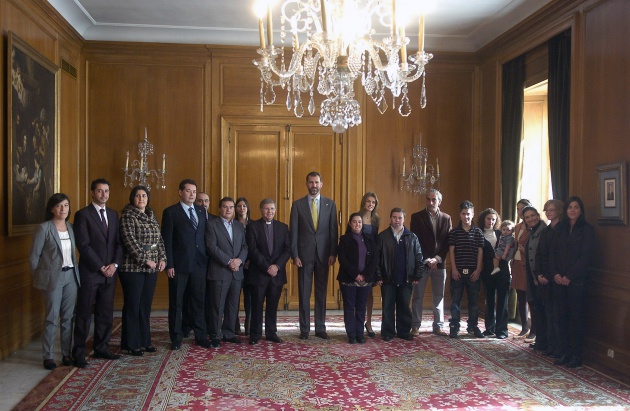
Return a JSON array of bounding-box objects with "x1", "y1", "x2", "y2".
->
[
  {"x1": 522, "y1": 206, "x2": 548, "y2": 353},
  {"x1": 337, "y1": 213, "x2": 379, "y2": 344},
  {"x1": 552, "y1": 196, "x2": 595, "y2": 368},
  {"x1": 536, "y1": 199, "x2": 564, "y2": 358},
  {"x1": 478, "y1": 208, "x2": 511, "y2": 339},
  {"x1": 119, "y1": 185, "x2": 166, "y2": 356}
]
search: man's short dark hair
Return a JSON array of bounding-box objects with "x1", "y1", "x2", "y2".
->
[
  {"x1": 306, "y1": 171, "x2": 321, "y2": 182},
  {"x1": 390, "y1": 207, "x2": 406, "y2": 217},
  {"x1": 459, "y1": 200, "x2": 474, "y2": 211},
  {"x1": 179, "y1": 179, "x2": 197, "y2": 191},
  {"x1": 219, "y1": 196, "x2": 235, "y2": 208},
  {"x1": 90, "y1": 178, "x2": 110, "y2": 191}
]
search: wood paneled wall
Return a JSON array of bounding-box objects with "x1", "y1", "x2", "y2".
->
[
  {"x1": 1, "y1": 0, "x2": 628, "y2": 385},
  {"x1": 0, "y1": 0, "x2": 83, "y2": 358},
  {"x1": 477, "y1": 0, "x2": 630, "y2": 383}
]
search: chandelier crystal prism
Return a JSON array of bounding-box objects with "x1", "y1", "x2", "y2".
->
[{"x1": 253, "y1": 0, "x2": 433, "y2": 133}]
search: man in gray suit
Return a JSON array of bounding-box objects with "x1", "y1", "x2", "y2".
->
[
  {"x1": 290, "y1": 171, "x2": 338, "y2": 339},
  {"x1": 205, "y1": 196, "x2": 248, "y2": 347}
]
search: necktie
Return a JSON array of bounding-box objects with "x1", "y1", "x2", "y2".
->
[
  {"x1": 311, "y1": 198, "x2": 318, "y2": 230},
  {"x1": 189, "y1": 207, "x2": 198, "y2": 230},
  {"x1": 265, "y1": 222, "x2": 274, "y2": 255},
  {"x1": 99, "y1": 208, "x2": 108, "y2": 233}
]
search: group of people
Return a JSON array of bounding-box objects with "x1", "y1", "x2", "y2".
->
[
  {"x1": 442, "y1": 197, "x2": 594, "y2": 369},
  {"x1": 28, "y1": 171, "x2": 594, "y2": 372}
]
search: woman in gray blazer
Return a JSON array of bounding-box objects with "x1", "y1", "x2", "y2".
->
[{"x1": 29, "y1": 193, "x2": 80, "y2": 370}]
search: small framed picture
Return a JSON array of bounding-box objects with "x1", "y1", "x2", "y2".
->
[{"x1": 597, "y1": 162, "x2": 626, "y2": 225}]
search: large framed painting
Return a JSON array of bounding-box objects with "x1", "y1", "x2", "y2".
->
[
  {"x1": 596, "y1": 162, "x2": 627, "y2": 225},
  {"x1": 7, "y1": 32, "x2": 59, "y2": 236}
]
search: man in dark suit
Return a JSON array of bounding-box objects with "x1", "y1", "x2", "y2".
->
[
  {"x1": 246, "y1": 198, "x2": 291, "y2": 344},
  {"x1": 410, "y1": 189, "x2": 452, "y2": 336},
  {"x1": 162, "y1": 179, "x2": 211, "y2": 350},
  {"x1": 205, "y1": 197, "x2": 248, "y2": 346},
  {"x1": 72, "y1": 178, "x2": 123, "y2": 368},
  {"x1": 290, "y1": 171, "x2": 338, "y2": 339}
]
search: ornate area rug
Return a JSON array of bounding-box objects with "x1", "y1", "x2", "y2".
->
[{"x1": 19, "y1": 316, "x2": 630, "y2": 411}]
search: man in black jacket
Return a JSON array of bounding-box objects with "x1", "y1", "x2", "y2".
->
[
  {"x1": 377, "y1": 208, "x2": 424, "y2": 341},
  {"x1": 245, "y1": 198, "x2": 291, "y2": 344}
]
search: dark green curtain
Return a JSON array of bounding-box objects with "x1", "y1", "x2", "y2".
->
[
  {"x1": 548, "y1": 30, "x2": 572, "y2": 202},
  {"x1": 501, "y1": 55, "x2": 526, "y2": 222}
]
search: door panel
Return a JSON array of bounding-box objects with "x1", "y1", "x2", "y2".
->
[
  {"x1": 289, "y1": 127, "x2": 342, "y2": 310},
  {"x1": 223, "y1": 119, "x2": 342, "y2": 311}
]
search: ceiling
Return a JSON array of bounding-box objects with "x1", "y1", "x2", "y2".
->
[{"x1": 48, "y1": 0, "x2": 552, "y2": 52}]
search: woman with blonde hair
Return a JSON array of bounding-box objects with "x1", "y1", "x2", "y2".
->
[{"x1": 357, "y1": 192, "x2": 380, "y2": 337}]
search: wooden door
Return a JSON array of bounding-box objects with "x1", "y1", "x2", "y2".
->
[{"x1": 223, "y1": 119, "x2": 343, "y2": 310}]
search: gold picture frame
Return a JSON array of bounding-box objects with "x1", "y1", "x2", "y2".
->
[
  {"x1": 596, "y1": 162, "x2": 627, "y2": 225},
  {"x1": 7, "y1": 32, "x2": 60, "y2": 236}
]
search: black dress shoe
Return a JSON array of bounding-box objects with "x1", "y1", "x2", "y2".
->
[
  {"x1": 171, "y1": 342, "x2": 182, "y2": 350},
  {"x1": 144, "y1": 346, "x2": 157, "y2": 353},
  {"x1": 382, "y1": 335, "x2": 393, "y2": 342},
  {"x1": 249, "y1": 338, "x2": 259, "y2": 345},
  {"x1": 222, "y1": 336, "x2": 243, "y2": 344},
  {"x1": 62, "y1": 356, "x2": 73, "y2": 366},
  {"x1": 482, "y1": 330, "x2": 495, "y2": 337},
  {"x1": 196, "y1": 339, "x2": 212, "y2": 348},
  {"x1": 128, "y1": 349, "x2": 144, "y2": 356},
  {"x1": 315, "y1": 331, "x2": 330, "y2": 339},
  {"x1": 398, "y1": 334, "x2": 413, "y2": 341},
  {"x1": 531, "y1": 343, "x2": 547, "y2": 351},
  {"x1": 74, "y1": 356, "x2": 88, "y2": 368},
  {"x1": 365, "y1": 323, "x2": 376, "y2": 338},
  {"x1": 471, "y1": 327, "x2": 485, "y2": 338},
  {"x1": 496, "y1": 334, "x2": 508, "y2": 340},
  {"x1": 348, "y1": 337, "x2": 357, "y2": 344},
  {"x1": 567, "y1": 357, "x2": 582, "y2": 368},
  {"x1": 211, "y1": 339, "x2": 221, "y2": 348},
  {"x1": 299, "y1": 332, "x2": 309, "y2": 340},
  {"x1": 554, "y1": 355, "x2": 570, "y2": 365},
  {"x1": 93, "y1": 350, "x2": 121, "y2": 360},
  {"x1": 449, "y1": 327, "x2": 458, "y2": 339},
  {"x1": 266, "y1": 334, "x2": 283, "y2": 343},
  {"x1": 356, "y1": 336, "x2": 366, "y2": 344},
  {"x1": 44, "y1": 359, "x2": 57, "y2": 370}
]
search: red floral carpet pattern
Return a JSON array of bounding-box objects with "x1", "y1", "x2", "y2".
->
[{"x1": 34, "y1": 316, "x2": 630, "y2": 411}]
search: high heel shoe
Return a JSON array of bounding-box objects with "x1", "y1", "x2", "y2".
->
[{"x1": 365, "y1": 323, "x2": 376, "y2": 338}]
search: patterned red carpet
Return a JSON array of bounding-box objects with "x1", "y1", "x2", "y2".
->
[{"x1": 17, "y1": 316, "x2": 630, "y2": 410}]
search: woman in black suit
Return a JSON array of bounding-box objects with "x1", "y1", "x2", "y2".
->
[
  {"x1": 478, "y1": 208, "x2": 511, "y2": 339},
  {"x1": 29, "y1": 193, "x2": 80, "y2": 370},
  {"x1": 552, "y1": 196, "x2": 595, "y2": 368},
  {"x1": 119, "y1": 186, "x2": 166, "y2": 356},
  {"x1": 337, "y1": 213, "x2": 379, "y2": 344}
]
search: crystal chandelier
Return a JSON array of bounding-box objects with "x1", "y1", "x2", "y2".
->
[
  {"x1": 400, "y1": 133, "x2": 440, "y2": 195},
  {"x1": 253, "y1": 0, "x2": 433, "y2": 133},
  {"x1": 123, "y1": 128, "x2": 167, "y2": 190}
]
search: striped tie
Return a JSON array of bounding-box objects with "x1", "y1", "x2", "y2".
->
[{"x1": 189, "y1": 207, "x2": 198, "y2": 230}]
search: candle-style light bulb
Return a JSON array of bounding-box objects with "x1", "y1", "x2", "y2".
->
[
  {"x1": 162, "y1": 153, "x2": 166, "y2": 171},
  {"x1": 125, "y1": 151, "x2": 129, "y2": 169}
]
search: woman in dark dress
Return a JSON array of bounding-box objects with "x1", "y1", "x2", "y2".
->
[
  {"x1": 358, "y1": 192, "x2": 381, "y2": 337},
  {"x1": 337, "y1": 213, "x2": 379, "y2": 344},
  {"x1": 552, "y1": 196, "x2": 595, "y2": 368}
]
